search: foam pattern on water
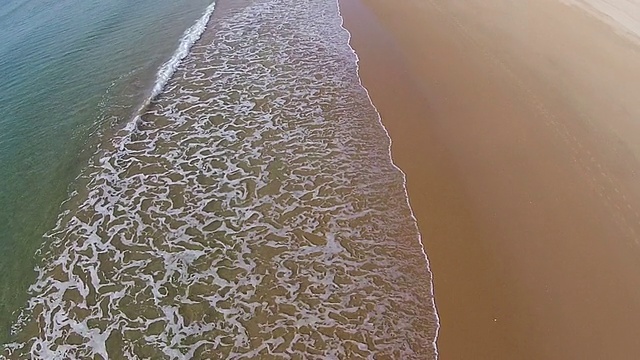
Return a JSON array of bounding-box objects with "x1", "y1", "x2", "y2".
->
[{"x1": 5, "y1": 0, "x2": 438, "y2": 358}]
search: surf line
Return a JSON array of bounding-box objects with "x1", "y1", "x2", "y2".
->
[{"x1": 125, "y1": 0, "x2": 218, "y2": 133}]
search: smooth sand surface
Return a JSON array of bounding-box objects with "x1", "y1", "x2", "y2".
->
[
  {"x1": 564, "y1": 0, "x2": 640, "y2": 43},
  {"x1": 340, "y1": 0, "x2": 640, "y2": 358}
]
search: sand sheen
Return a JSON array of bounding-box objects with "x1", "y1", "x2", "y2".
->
[{"x1": 5, "y1": 0, "x2": 439, "y2": 358}]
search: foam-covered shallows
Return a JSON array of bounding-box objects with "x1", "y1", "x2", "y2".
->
[{"x1": 5, "y1": 0, "x2": 439, "y2": 358}]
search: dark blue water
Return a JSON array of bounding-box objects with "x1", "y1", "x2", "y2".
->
[{"x1": 0, "y1": 0, "x2": 213, "y2": 341}]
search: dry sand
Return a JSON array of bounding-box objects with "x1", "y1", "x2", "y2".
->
[{"x1": 339, "y1": 0, "x2": 640, "y2": 358}]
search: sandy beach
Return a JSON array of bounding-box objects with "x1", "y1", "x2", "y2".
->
[{"x1": 340, "y1": 0, "x2": 640, "y2": 358}]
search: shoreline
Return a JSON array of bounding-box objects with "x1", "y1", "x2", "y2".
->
[
  {"x1": 335, "y1": 0, "x2": 442, "y2": 354},
  {"x1": 4, "y1": 0, "x2": 442, "y2": 357},
  {"x1": 340, "y1": 0, "x2": 640, "y2": 358}
]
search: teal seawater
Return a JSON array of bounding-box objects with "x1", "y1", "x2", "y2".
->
[{"x1": 0, "y1": 0, "x2": 213, "y2": 341}]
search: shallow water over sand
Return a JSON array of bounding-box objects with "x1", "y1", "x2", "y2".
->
[{"x1": 5, "y1": 0, "x2": 438, "y2": 358}]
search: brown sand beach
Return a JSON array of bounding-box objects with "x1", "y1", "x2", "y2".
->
[{"x1": 340, "y1": 0, "x2": 640, "y2": 358}]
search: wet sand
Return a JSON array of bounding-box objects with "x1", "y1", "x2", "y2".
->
[{"x1": 340, "y1": 0, "x2": 640, "y2": 358}]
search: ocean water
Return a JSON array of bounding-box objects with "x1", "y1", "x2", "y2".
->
[
  {"x1": 2, "y1": 0, "x2": 439, "y2": 358},
  {"x1": 0, "y1": 0, "x2": 219, "y2": 341}
]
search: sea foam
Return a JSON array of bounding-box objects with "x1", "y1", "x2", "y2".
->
[
  {"x1": 5, "y1": 0, "x2": 439, "y2": 358},
  {"x1": 124, "y1": 0, "x2": 217, "y2": 133}
]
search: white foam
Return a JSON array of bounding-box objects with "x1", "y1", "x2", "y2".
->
[
  {"x1": 334, "y1": 0, "x2": 442, "y2": 356},
  {"x1": 6, "y1": 0, "x2": 440, "y2": 358},
  {"x1": 150, "y1": 1, "x2": 217, "y2": 100},
  {"x1": 125, "y1": 1, "x2": 217, "y2": 133}
]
